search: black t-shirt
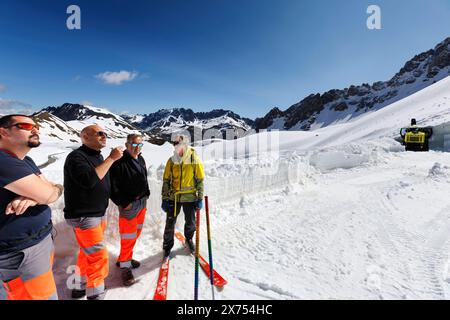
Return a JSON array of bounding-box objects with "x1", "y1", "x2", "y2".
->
[
  {"x1": 0, "y1": 149, "x2": 52, "y2": 254},
  {"x1": 110, "y1": 151, "x2": 150, "y2": 207},
  {"x1": 63, "y1": 145, "x2": 111, "y2": 219}
]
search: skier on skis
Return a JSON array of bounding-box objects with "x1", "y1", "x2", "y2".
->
[
  {"x1": 161, "y1": 134, "x2": 205, "y2": 258},
  {"x1": 110, "y1": 134, "x2": 150, "y2": 287}
]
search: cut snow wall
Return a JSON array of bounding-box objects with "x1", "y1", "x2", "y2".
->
[{"x1": 430, "y1": 121, "x2": 450, "y2": 151}]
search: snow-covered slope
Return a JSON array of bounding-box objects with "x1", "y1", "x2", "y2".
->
[
  {"x1": 33, "y1": 111, "x2": 80, "y2": 143},
  {"x1": 256, "y1": 37, "x2": 450, "y2": 132}
]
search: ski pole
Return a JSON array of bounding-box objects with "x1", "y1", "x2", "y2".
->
[
  {"x1": 194, "y1": 208, "x2": 201, "y2": 300},
  {"x1": 205, "y1": 196, "x2": 215, "y2": 300}
]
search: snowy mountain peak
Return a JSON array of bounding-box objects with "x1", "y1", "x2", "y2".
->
[
  {"x1": 122, "y1": 107, "x2": 254, "y2": 139},
  {"x1": 43, "y1": 103, "x2": 123, "y2": 123},
  {"x1": 40, "y1": 103, "x2": 142, "y2": 139}
]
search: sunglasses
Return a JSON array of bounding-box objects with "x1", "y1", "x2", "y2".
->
[
  {"x1": 173, "y1": 141, "x2": 180, "y2": 146},
  {"x1": 95, "y1": 131, "x2": 108, "y2": 138},
  {"x1": 7, "y1": 123, "x2": 40, "y2": 131},
  {"x1": 130, "y1": 143, "x2": 144, "y2": 148}
]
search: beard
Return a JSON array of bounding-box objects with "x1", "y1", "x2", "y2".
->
[{"x1": 27, "y1": 135, "x2": 41, "y2": 148}]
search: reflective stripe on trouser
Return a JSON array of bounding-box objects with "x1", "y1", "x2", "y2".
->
[
  {"x1": 118, "y1": 199, "x2": 147, "y2": 268},
  {"x1": 70, "y1": 217, "x2": 108, "y2": 298},
  {"x1": 0, "y1": 234, "x2": 57, "y2": 300},
  {"x1": 163, "y1": 202, "x2": 196, "y2": 251}
]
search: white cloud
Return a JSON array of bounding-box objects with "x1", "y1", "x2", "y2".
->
[
  {"x1": 0, "y1": 84, "x2": 6, "y2": 93},
  {"x1": 95, "y1": 70, "x2": 138, "y2": 85},
  {"x1": 0, "y1": 99, "x2": 33, "y2": 115},
  {"x1": 80, "y1": 100, "x2": 95, "y2": 106}
]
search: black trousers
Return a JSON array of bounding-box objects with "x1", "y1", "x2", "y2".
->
[{"x1": 163, "y1": 202, "x2": 196, "y2": 251}]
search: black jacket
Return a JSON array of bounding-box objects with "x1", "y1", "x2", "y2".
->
[
  {"x1": 63, "y1": 145, "x2": 111, "y2": 219},
  {"x1": 110, "y1": 151, "x2": 150, "y2": 208}
]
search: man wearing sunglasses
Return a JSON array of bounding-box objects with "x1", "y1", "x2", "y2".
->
[
  {"x1": 0, "y1": 114, "x2": 63, "y2": 300},
  {"x1": 110, "y1": 134, "x2": 150, "y2": 287},
  {"x1": 63, "y1": 125, "x2": 124, "y2": 300},
  {"x1": 161, "y1": 134, "x2": 205, "y2": 258}
]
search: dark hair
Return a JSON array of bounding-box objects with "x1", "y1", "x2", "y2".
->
[
  {"x1": 127, "y1": 133, "x2": 142, "y2": 143},
  {"x1": 411, "y1": 118, "x2": 417, "y2": 126},
  {"x1": 0, "y1": 114, "x2": 31, "y2": 128}
]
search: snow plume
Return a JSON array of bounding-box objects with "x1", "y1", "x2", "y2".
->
[{"x1": 95, "y1": 70, "x2": 138, "y2": 85}]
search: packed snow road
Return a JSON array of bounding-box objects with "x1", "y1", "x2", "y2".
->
[
  {"x1": 47, "y1": 142, "x2": 450, "y2": 300},
  {"x1": 208, "y1": 148, "x2": 450, "y2": 300}
]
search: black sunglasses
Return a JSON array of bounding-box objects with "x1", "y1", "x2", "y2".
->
[{"x1": 95, "y1": 131, "x2": 108, "y2": 138}]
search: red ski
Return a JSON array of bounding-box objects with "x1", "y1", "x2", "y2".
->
[
  {"x1": 153, "y1": 257, "x2": 170, "y2": 300},
  {"x1": 175, "y1": 231, "x2": 228, "y2": 287}
]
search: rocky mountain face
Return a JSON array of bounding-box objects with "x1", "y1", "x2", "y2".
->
[{"x1": 255, "y1": 37, "x2": 450, "y2": 131}]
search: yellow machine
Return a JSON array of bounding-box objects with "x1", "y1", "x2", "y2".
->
[{"x1": 400, "y1": 119, "x2": 433, "y2": 152}]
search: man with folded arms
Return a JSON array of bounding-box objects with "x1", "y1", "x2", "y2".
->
[{"x1": 0, "y1": 115, "x2": 63, "y2": 300}]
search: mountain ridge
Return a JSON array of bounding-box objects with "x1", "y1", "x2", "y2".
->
[{"x1": 255, "y1": 37, "x2": 450, "y2": 131}]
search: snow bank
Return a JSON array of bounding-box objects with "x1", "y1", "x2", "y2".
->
[
  {"x1": 429, "y1": 121, "x2": 450, "y2": 151},
  {"x1": 309, "y1": 146, "x2": 372, "y2": 171},
  {"x1": 308, "y1": 139, "x2": 403, "y2": 172}
]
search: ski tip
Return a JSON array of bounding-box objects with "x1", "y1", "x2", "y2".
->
[
  {"x1": 153, "y1": 294, "x2": 167, "y2": 301},
  {"x1": 215, "y1": 279, "x2": 228, "y2": 287}
]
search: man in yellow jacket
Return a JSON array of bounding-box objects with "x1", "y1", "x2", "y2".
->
[{"x1": 161, "y1": 134, "x2": 204, "y2": 258}]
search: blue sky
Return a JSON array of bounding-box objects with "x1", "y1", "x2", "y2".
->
[{"x1": 0, "y1": 0, "x2": 449, "y2": 119}]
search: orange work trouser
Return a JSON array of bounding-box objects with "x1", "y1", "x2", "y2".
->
[
  {"x1": 117, "y1": 199, "x2": 147, "y2": 268},
  {"x1": 72, "y1": 217, "x2": 108, "y2": 298},
  {"x1": 1, "y1": 234, "x2": 57, "y2": 300}
]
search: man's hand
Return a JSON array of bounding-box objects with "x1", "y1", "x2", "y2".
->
[
  {"x1": 195, "y1": 199, "x2": 203, "y2": 210},
  {"x1": 110, "y1": 147, "x2": 124, "y2": 161},
  {"x1": 6, "y1": 196, "x2": 38, "y2": 215},
  {"x1": 95, "y1": 147, "x2": 124, "y2": 181}
]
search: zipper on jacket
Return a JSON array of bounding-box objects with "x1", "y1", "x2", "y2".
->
[{"x1": 180, "y1": 161, "x2": 183, "y2": 191}]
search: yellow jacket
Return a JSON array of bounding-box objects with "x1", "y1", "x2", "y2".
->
[{"x1": 162, "y1": 147, "x2": 205, "y2": 203}]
